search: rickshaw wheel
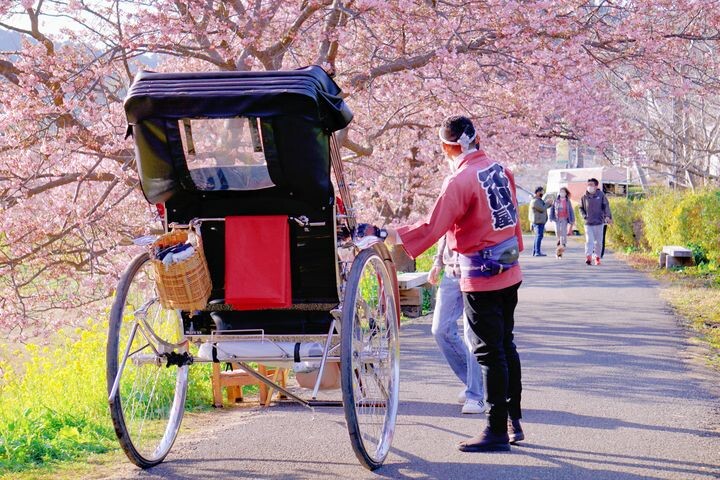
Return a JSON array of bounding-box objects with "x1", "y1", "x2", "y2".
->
[
  {"x1": 106, "y1": 252, "x2": 189, "y2": 468},
  {"x1": 341, "y1": 244, "x2": 400, "y2": 470}
]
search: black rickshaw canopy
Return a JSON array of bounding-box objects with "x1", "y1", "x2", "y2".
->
[
  {"x1": 125, "y1": 65, "x2": 353, "y2": 129},
  {"x1": 124, "y1": 66, "x2": 353, "y2": 205}
]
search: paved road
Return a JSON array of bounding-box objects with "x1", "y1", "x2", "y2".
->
[{"x1": 101, "y1": 237, "x2": 720, "y2": 480}]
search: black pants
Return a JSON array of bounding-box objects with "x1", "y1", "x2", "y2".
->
[{"x1": 463, "y1": 282, "x2": 522, "y2": 433}]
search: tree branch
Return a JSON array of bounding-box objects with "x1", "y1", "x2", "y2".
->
[
  {"x1": 316, "y1": 0, "x2": 344, "y2": 67},
  {"x1": 0, "y1": 59, "x2": 20, "y2": 85},
  {"x1": 343, "y1": 136, "x2": 373, "y2": 156},
  {"x1": 349, "y1": 51, "x2": 436, "y2": 89},
  {"x1": 260, "y1": 0, "x2": 332, "y2": 65}
]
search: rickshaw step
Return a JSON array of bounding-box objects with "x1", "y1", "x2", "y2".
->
[{"x1": 307, "y1": 400, "x2": 343, "y2": 407}]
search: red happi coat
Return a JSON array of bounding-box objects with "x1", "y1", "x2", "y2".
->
[{"x1": 396, "y1": 150, "x2": 523, "y2": 292}]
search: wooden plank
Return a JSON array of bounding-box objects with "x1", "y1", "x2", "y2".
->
[
  {"x1": 399, "y1": 287, "x2": 422, "y2": 306},
  {"x1": 662, "y1": 245, "x2": 692, "y2": 257},
  {"x1": 390, "y1": 245, "x2": 416, "y2": 272},
  {"x1": 211, "y1": 362, "x2": 223, "y2": 407},
  {"x1": 397, "y1": 272, "x2": 429, "y2": 289}
]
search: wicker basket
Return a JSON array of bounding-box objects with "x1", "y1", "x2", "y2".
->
[{"x1": 151, "y1": 228, "x2": 212, "y2": 311}]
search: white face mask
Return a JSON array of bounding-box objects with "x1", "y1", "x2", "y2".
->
[
  {"x1": 587, "y1": 186, "x2": 597, "y2": 194},
  {"x1": 559, "y1": 191, "x2": 567, "y2": 198}
]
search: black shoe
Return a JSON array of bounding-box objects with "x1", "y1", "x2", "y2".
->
[
  {"x1": 457, "y1": 428, "x2": 511, "y2": 452},
  {"x1": 509, "y1": 418, "x2": 525, "y2": 444},
  {"x1": 536, "y1": 253, "x2": 547, "y2": 257}
]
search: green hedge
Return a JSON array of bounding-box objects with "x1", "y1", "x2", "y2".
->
[
  {"x1": 671, "y1": 190, "x2": 720, "y2": 262},
  {"x1": 640, "y1": 188, "x2": 684, "y2": 253},
  {"x1": 604, "y1": 188, "x2": 720, "y2": 262},
  {"x1": 518, "y1": 204, "x2": 530, "y2": 233},
  {"x1": 606, "y1": 197, "x2": 646, "y2": 251},
  {"x1": 573, "y1": 204, "x2": 585, "y2": 235}
]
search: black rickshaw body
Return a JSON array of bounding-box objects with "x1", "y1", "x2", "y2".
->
[
  {"x1": 114, "y1": 67, "x2": 399, "y2": 472},
  {"x1": 124, "y1": 66, "x2": 354, "y2": 336}
]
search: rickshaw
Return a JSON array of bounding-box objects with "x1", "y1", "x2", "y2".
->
[{"x1": 106, "y1": 66, "x2": 400, "y2": 471}]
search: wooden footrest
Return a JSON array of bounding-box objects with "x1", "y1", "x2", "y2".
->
[{"x1": 211, "y1": 363, "x2": 288, "y2": 407}]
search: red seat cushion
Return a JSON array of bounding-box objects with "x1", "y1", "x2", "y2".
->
[{"x1": 225, "y1": 216, "x2": 291, "y2": 310}]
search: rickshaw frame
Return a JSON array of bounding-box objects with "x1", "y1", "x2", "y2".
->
[{"x1": 106, "y1": 66, "x2": 401, "y2": 471}]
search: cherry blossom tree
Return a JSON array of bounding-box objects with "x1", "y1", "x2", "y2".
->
[{"x1": 1, "y1": 0, "x2": 719, "y2": 338}]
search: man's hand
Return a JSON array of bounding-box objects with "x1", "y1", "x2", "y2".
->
[{"x1": 428, "y1": 265, "x2": 441, "y2": 285}]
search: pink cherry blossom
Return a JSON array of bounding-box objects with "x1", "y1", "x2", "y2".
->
[{"x1": 1, "y1": 0, "x2": 719, "y2": 338}]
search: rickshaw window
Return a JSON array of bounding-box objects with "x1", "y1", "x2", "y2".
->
[{"x1": 178, "y1": 117, "x2": 275, "y2": 191}]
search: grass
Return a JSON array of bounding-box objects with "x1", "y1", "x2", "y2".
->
[
  {"x1": 416, "y1": 246, "x2": 437, "y2": 316},
  {"x1": 617, "y1": 251, "x2": 720, "y2": 368},
  {"x1": 660, "y1": 287, "x2": 720, "y2": 368},
  {"x1": 0, "y1": 450, "x2": 127, "y2": 480},
  {"x1": 0, "y1": 320, "x2": 117, "y2": 474},
  {"x1": 0, "y1": 313, "x2": 220, "y2": 476},
  {"x1": 415, "y1": 244, "x2": 437, "y2": 273},
  {"x1": 0, "y1": 409, "x2": 246, "y2": 480}
]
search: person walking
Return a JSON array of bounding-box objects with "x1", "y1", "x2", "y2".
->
[
  {"x1": 549, "y1": 187, "x2": 575, "y2": 258},
  {"x1": 429, "y1": 235, "x2": 486, "y2": 415},
  {"x1": 580, "y1": 178, "x2": 612, "y2": 265},
  {"x1": 385, "y1": 115, "x2": 524, "y2": 452},
  {"x1": 530, "y1": 186, "x2": 551, "y2": 256}
]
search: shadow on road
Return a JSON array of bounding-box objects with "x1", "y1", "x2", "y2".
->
[
  {"x1": 376, "y1": 434, "x2": 720, "y2": 480},
  {"x1": 525, "y1": 408, "x2": 720, "y2": 438},
  {"x1": 99, "y1": 238, "x2": 720, "y2": 480},
  {"x1": 112, "y1": 445, "x2": 720, "y2": 480}
]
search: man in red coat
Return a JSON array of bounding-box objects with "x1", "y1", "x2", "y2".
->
[{"x1": 386, "y1": 115, "x2": 524, "y2": 452}]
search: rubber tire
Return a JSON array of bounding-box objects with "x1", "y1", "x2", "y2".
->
[
  {"x1": 341, "y1": 245, "x2": 400, "y2": 470},
  {"x1": 106, "y1": 252, "x2": 188, "y2": 469}
]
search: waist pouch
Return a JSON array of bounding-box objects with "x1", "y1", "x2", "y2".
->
[{"x1": 459, "y1": 237, "x2": 520, "y2": 279}]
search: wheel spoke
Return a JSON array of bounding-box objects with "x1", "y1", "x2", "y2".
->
[
  {"x1": 342, "y1": 247, "x2": 399, "y2": 469},
  {"x1": 128, "y1": 343, "x2": 152, "y2": 359},
  {"x1": 107, "y1": 253, "x2": 189, "y2": 468},
  {"x1": 137, "y1": 366, "x2": 164, "y2": 443}
]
